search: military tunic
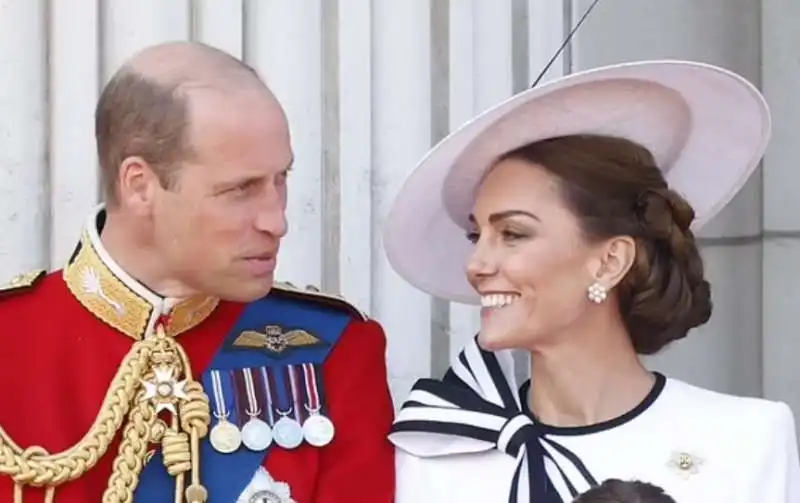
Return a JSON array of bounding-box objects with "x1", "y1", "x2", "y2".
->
[{"x1": 0, "y1": 208, "x2": 395, "y2": 503}]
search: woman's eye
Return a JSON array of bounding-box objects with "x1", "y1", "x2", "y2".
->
[{"x1": 502, "y1": 230, "x2": 527, "y2": 241}]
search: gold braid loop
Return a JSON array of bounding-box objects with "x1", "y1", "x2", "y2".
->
[
  {"x1": 178, "y1": 382, "x2": 210, "y2": 438},
  {"x1": 101, "y1": 399, "x2": 156, "y2": 503},
  {"x1": 0, "y1": 340, "x2": 154, "y2": 492},
  {"x1": 1, "y1": 324, "x2": 210, "y2": 503},
  {"x1": 162, "y1": 431, "x2": 191, "y2": 476}
]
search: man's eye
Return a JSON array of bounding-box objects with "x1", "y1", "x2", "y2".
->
[{"x1": 227, "y1": 181, "x2": 257, "y2": 197}]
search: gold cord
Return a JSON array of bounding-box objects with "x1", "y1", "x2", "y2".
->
[{"x1": 1, "y1": 325, "x2": 211, "y2": 503}]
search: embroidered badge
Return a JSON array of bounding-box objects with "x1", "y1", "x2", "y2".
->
[
  {"x1": 667, "y1": 450, "x2": 704, "y2": 479},
  {"x1": 80, "y1": 267, "x2": 126, "y2": 315},
  {"x1": 0, "y1": 269, "x2": 45, "y2": 293},
  {"x1": 231, "y1": 325, "x2": 328, "y2": 358},
  {"x1": 237, "y1": 467, "x2": 297, "y2": 503}
]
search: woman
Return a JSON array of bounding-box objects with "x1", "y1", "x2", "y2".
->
[{"x1": 383, "y1": 60, "x2": 800, "y2": 503}]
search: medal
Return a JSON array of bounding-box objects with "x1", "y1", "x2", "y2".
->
[
  {"x1": 302, "y1": 413, "x2": 335, "y2": 447},
  {"x1": 240, "y1": 368, "x2": 273, "y2": 451},
  {"x1": 209, "y1": 420, "x2": 242, "y2": 453},
  {"x1": 209, "y1": 369, "x2": 242, "y2": 454},
  {"x1": 242, "y1": 418, "x2": 273, "y2": 451},
  {"x1": 300, "y1": 363, "x2": 335, "y2": 447},
  {"x1": 270, "y1": 364, "x2": 305, "y2": 449},
  {"x1": 273, "y1": 414, "x2": 304, "y2": 449}
]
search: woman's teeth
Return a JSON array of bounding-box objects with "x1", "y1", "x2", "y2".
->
[{"x1": 480, "y1": 294, "x2": 519, "y2": 308}]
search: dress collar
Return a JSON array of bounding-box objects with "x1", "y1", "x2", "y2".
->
[
  {"x1": 62, "y1": 206, "x2": 219, "y2": 340},
  {"x1": 389, "y1": 338, "x2": 597, "y2": 502}
]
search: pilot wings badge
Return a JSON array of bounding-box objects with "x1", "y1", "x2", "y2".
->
[{"x1": 231, "y1": 325, "x2": 328, "y2": 358}]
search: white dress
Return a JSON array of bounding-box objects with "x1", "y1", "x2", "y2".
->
[{"x1": 389, "y1": 338, "x2": 800, "y2": 503}]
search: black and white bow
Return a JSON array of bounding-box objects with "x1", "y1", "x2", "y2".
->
[{"x1": 389, "y1": 337, "x2": 596, "y2": 503}]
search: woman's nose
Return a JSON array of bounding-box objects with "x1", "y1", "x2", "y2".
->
[{"x1": 466, "y1": 243, "x2": 498, "y2": 280}]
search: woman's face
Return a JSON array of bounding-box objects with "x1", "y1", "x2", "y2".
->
[{"x1": 466, "y1": 158, "x2": 603, "y2": 351}]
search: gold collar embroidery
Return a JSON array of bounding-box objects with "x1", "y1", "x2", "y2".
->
[{"x1": 63, "y1": 209, "x2": 219, "y2": 340}]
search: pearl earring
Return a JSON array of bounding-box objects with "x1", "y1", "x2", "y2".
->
[{"x1": 587, "y1": 282, "x2": 607, "y2": 304}]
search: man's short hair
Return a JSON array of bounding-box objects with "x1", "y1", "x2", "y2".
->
[
  {"x1": 94, "y1": 43, "x2": 262, "y2": 206},
  {"x1": 95, "y1": 70, "x2": 190, "y2": 206},
  {"x1": 572, "y1": 479, "x2": 677, "y2": 503}
]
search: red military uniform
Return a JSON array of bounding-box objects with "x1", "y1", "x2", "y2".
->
[{"x1": 0, "y1": 209, "x2": 395, "y2": 503}]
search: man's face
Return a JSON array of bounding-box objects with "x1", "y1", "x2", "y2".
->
[{"x1": 151, "y1": 88, "x2": 292, "y2": 302}]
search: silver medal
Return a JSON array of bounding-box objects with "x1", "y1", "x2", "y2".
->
[
  {"x1": 242, "y1": 417, "x2": 273, "y2": 451},
  {"x1": 209, "y1": 420, "x2": 242, "y2": 454},
  {"x1": 302, "y1": 414, "x2": 335, "y2": 447},
  {"x1": 272, "y1": 416, "x2": 304, "y2": 449},
  {"x1": 239, "y1": 368, "x2": 274, "y2": 452}
]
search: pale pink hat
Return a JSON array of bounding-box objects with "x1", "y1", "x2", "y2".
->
[{"x1": 382, "y1": 60, "x2": 770, "y2": 305}]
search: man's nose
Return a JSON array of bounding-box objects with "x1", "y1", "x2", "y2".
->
[{"x1": 255, "y1": 195, "x2": 288, "y2": 238}]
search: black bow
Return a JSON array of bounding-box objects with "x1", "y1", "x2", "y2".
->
[{"x1": 390, "y1": 338, "x2": 593, "y2": 502}]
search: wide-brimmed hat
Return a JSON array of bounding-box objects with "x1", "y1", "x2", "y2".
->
[{"x1": 382, "y1": 60, "x2": 770, "y2": 305}]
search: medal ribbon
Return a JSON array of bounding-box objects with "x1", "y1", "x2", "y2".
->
[
  {"x1": 210, "y1": 369, "x2": 229, "y2": 420},
  {"x1": 259, "y1": 367, "x2": 277, "y2": 425},
  {"x1": 242, "y1": 368, "x2": 261, "y2": 417},
  {"x1": 302, "y1": 363, "x2": 321, "y2": 412},
  {"x1": 228, "y1": 369, "x2": 244, "y2": 425},
  {"x1": 284, "y1": 365, "x2": 303, "y2": 422}
]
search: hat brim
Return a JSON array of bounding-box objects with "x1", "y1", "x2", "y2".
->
[{"x1": 382, "y1": 60, "x2": 770, "y2": 305}]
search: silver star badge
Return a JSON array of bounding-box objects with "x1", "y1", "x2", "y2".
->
[{"x1": 141, "y1": 366, "x2": 188, "y2": 414}]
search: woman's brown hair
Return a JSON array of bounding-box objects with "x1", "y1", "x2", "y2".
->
[
  {"x1": 497, "y1": 134, "x2": 712, "y2": 354},
  {"x1": 572, "y1": 479, "x2": 677, "y2": 503}
]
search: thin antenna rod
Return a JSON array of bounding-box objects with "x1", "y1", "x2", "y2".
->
[{"x1": 531, "y1": 0, "x2": 603, "y2": 88}]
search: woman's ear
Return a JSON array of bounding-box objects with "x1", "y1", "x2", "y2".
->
[{"x1": 588, "y1": 235, "x2": 637, "y2": 288}]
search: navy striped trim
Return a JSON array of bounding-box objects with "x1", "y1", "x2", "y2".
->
[{"x1": 390, "y1": 336, "x2": 598, "y2": 503}]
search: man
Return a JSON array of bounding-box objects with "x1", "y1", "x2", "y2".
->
[{"x1": 0, "y1": 41, "x2": 395, "y2": 503}]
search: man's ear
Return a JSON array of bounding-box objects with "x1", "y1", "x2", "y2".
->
[
  {"x1": 587, "y1": 235, "x2": 637, "y2": 289},
  {"x1": 117, "y1": 156, "x2": 159, "y2": 214}
]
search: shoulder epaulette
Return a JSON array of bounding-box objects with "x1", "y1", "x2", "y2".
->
[
  {"x1": 271, "y1": 281, "x2": 368, "y2": 321},
  {"x1": 0, "y1": 268, "x2": 46, "y2": 297}
]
